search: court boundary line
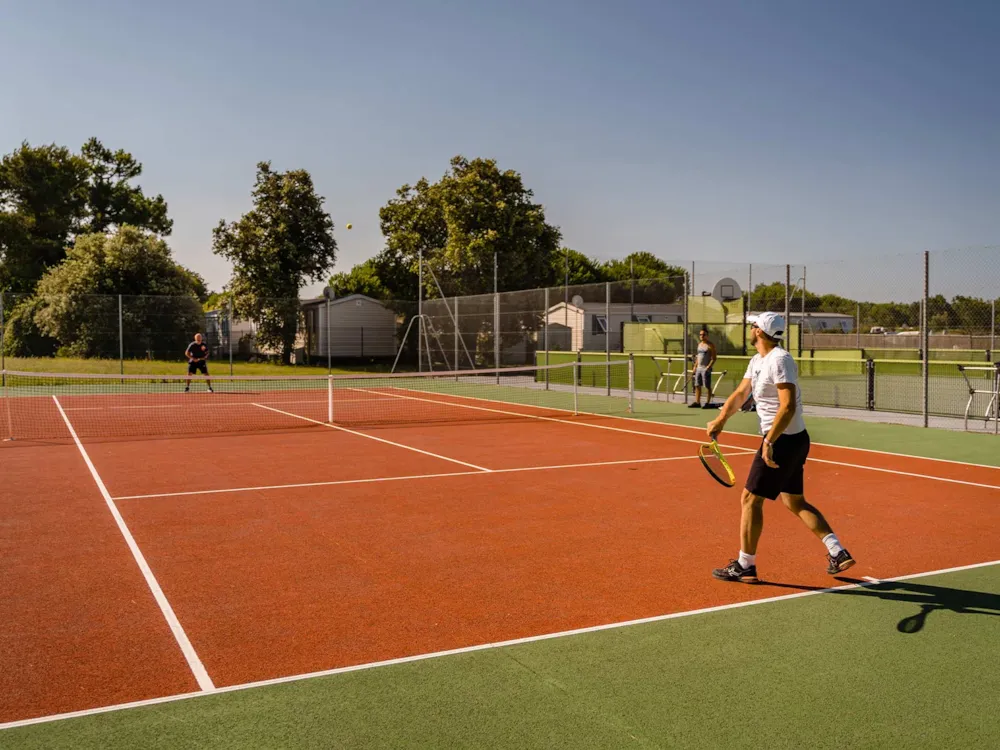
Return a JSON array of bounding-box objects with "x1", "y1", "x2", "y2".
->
[
  {"x1": 251, "y1": 402, "x2": 491, "y2": 472},
  {"x1": 111, "y1": 453, "x2": 739, "y2": 501},
  {"x1": 347, "y1": 387, "x2": 1000, "y2": 491},
  {"x1": 50, "y1": 396, "x2": 214, "y2": 692},
  {"x1": 365, "y1": 381, "x2": 1000, "y2": 471},
  {"x1": 4, "y1": 557, "x2": 998, "y2": 731}
]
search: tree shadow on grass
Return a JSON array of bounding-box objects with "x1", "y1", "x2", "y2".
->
[{"x1": 757, "y1": 576, "x2": 1000, "y2": 634}]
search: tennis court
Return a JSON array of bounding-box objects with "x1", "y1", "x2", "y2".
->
[{"x1": 3, "y1": 361, "x2": 1000, "y2": 747}]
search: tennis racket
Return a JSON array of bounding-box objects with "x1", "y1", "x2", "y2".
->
[{"x1": 698, "y1": 438, "x2": 736, "y2": 487}]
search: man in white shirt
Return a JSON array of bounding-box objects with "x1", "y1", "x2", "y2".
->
[{"x1": 705, "y1": 312, "x2": 855, "y2": 582}]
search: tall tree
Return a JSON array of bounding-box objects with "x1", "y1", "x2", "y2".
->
[
  {"x1": 0, "y1": 139, "x2": 172, "y2": 294},
  {"x1": 78, "y1": 138, "x2": 172, "y2": 236},
  {"x1": 0, "y1": 143, "x2": 89, "y2": 293},
  {"x1": 6, "y1": 226, "x2": 205, "y2": 358},
  {"x1": 377, "y1": 156, "x2": 562, "y2": 299},
  {"x1": 213, "y1": 162, "x2": 337, "y2": 363}
]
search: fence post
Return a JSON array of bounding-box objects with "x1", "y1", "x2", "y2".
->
[
  {"x1": 784, "y1": 265, "x2": 790, "y2": 340},
  {"x1": 628, "y1": 352, "x2": 635, "y2": 413},
  {"x1": 800, "y1": 266, "x2": 806, "y2": 356},
  {"x1": 856, "y1": 303, "x2": 861, "y2": 350},
  {"x1": 494, "y1": 252, "x2": 500, "y2": 383},
  {"x1": 418, "y1": 249, "x2": 423, "y2": 373},
  {"x1": 326, "y1": 292, "x2": 332, "y2": 374},
  {"x1": 922, "y1": 251, "x2": 929, "y2": 428},
  {"x1": 228, "y1": 299, "x2": 234, "y2": 376},
  {"x1": 744, "y1": 263, "x2": 751, "y2": 355},
  {"x1": 118, "y1": 294, "x2": 124, "y2": 378},
  {"x1": 866, "y1": 358, "x2": 875, "y2": 410},
  {"x1": 543, "y1": 287, "x2": 549, "y2": 390},
  {"x1": 991, "y1": 298, "x2": 996, "y2": 359},
  {"x1": 683, "y1": 265, "x2": 690, "y2": 404},
  {"x1": 605, "y1": 280, "x2": 611, "y2": 396},
  {"x1": 0, "y1": 290, "x2": 5, "y2": 384}
]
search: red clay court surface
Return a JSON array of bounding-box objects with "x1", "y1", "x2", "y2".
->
[{"x1": 3, "y1": 390, "x2": 1000, "y2": 725}]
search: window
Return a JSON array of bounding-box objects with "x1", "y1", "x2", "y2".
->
[
  {"x1": 591, "y1": 314, "x2": 608, "y2": 334},
  {"x1": 635, "y1": 314, "x2": 651, "y2": 323}
]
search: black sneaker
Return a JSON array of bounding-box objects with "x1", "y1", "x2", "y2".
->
[
  {"x1": 688, "y1": 402, "x2": 702, "y2": 408},
  {"x1": 208, "y1": 387, "x2": 214, "y2": 393},
  {"x1": 184, "y1": 387, "x2": 190, "y2": 392},
  {"x1": 712, "y1": 559, "x2": 758, "y2": 583},
  {"x1": 827, "y1": 549, "x2": 856, "y2": 575}
]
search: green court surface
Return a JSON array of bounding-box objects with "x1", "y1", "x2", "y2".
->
[{"x1": 6, "y1": 564, "x2": 999, "y2": 749}]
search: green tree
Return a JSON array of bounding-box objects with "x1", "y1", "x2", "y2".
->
[
  {"x1": 329, "y1": 258, "x2": 392, "y2": 300},
  {"x1": 553, "y1": 248, "x2": 605, "y2": 286},
  {"x1": 213, "y1": 162, "x2": 337, "y2": 363},
  {"x1": 10, "y1": 226, "x2": 205, "y2": 358},
  {"x1": 0, "y1": 139, "x2": 172, "y2": 294},
  {"x1": 0, "y1": 143, "x2": 89, "y2": 293},
  {"x1": 601, "y1": 251, "x2": 686, "y2": 282},
  {"x1": 378, "y1": 156, "x2": 562, "y2": 299},
  {"x1": 78, "y1": 138, "x2": 172, "y2": 236}
]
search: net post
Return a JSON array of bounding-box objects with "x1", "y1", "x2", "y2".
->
[
  {"x1": 628, "y1": 353, "x2": 635, "y2": 414},
  {"x1": 454, "y1": 296, "x2": 459, "y2": 381},
  {"x1": 327, "y1": 375, "x2": 334, "y2": 423},
  {"x1": 605, "y1": 281, "x2": 611, "y2": 397},
  {"x1": 2, "y1": 370, "x2": 10, "y2": 441},
  {"x1": 543, "y1": 287, "x2": 549, "y2": 390},
  {"x1": 922, "y1": 251, "x2": 929, "y2": 428},
  {"x1": 118, "y1": 294, "x2": 124, "y2": 380}
]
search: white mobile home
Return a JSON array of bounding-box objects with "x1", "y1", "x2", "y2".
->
[
  {"x1": 302, "y1": 294, "x2": 398, "y2": 358},
  {"x1": 545, "y1": 301, "x2": 683, "y2": 352}
]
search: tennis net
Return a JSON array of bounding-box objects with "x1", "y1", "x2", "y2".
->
[{"x1": 1, "y1": 359, "x2": 635, "y2": 441}]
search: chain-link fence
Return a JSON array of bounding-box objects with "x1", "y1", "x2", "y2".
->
[{"x1": 2, "y1": 247, "x2": 998, "y2": 429}]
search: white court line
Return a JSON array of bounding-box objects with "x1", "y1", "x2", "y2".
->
[
  {"x1": 251, "y1": 402, "x2": 491, "y2": 473},
  {"x1": 862, "y1": 576, "x2": 882, "y2": 583},
  {"x1": 112, "y1": 453, "x2": 734, "y2": 501},
  {"x1": 349, "y1": 387, "x2": 1000, "y2": 491},
  {"x1": 807, "y1": 457, "x2": 1000, "y2": 491},
  {"x1": 4, "y1": 556, "x2": 998, "y2": 731},
  {"x1": 50, "y1": 396, "x2": 214, "y2": 692},
  {"x1": 379, "y1": 380, "x2": 1000, "y2": 471},
  {"x1": 347, "y1": 386, "x2": 755, "y2": 452}
]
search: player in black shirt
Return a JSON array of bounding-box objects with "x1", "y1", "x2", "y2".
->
[{"x1": 184, "y1": 333, "x2": 213, "y2": 392}]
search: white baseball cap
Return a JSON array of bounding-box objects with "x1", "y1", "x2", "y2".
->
[{"x1": 748, "y1": 312, "x2": 785, "y2": 339}]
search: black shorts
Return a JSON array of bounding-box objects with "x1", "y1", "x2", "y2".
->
[
  {"x1": 745, "y1": 430, "x2": 810, "y2": 500},
  {"x1": 694, "y1": 367, "x2": 712, "y2": 388},
  {"x1": 188, "y1": 360, "x2": 209, "y2": 375}
]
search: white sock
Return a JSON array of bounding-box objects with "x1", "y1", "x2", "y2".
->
[
  {"x1": 738, "y1": 550, "x2": 756, "y2": 569},
  {"x1": 822, "y1": 533, "x2": 844, "y2": 556}
]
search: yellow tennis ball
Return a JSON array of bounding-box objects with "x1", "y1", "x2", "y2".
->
[{"x1": 345, "y1": 223, "x2": 352, "y2": 230}]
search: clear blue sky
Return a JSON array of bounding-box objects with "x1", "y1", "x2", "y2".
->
[{"x1": 3, "y1": 0, "x2": 999, "y2": 300}]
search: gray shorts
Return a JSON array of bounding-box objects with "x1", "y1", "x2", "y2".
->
[{"x1": 694, "y1": 367, "x2": 712, "y2": 388}]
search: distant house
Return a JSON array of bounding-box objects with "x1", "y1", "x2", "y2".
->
[
  {"x1": 545, "y1": 301, "x2": 683, "y2": 352},
  {"x1": 202, "y1": 308, "x2": 258, "y2": 357},
  {"x1": 301, "y1": 294, "x2": 398, "y2": 358}
]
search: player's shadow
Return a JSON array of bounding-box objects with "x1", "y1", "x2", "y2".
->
[{"x1": 759, "y1": 577, "x2": 1000, "y2": 634}]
